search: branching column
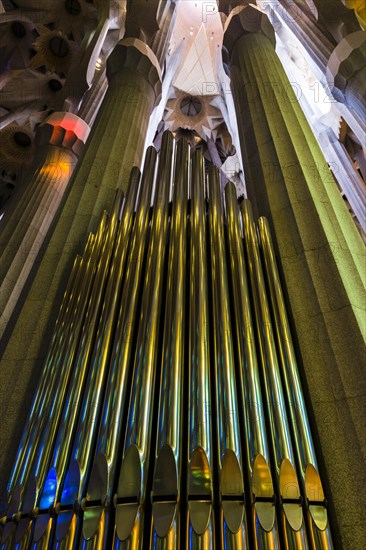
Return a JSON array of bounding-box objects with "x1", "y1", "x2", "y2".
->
[
  {"x1": 0, "y1": 39, "x2": 161, "y2": 486},
  {"x1": 0, "y1": 113, "x2": 89, "y2": 340},
  {"x1": 224, "y1": 7, "x2": 366, "y2": 549}
]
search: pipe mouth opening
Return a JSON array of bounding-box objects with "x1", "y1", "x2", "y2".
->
[
  {"x1": 56, "y1": 461, "x2": 81, "y2": 542},
  {"x1": 83, "y1": 454, "x2": 108, "y2": 540},
  {"x1": 221, "y1": 449, "x2": 245, "y2": 533},
  {"x1": 13, "y1": 478, "x2": 36, "y2": 544},
  {"x1": 115, "y1": 445, "x2": 141, "y2": 541},
  {"x1": 280, "y1": 459, "x2": 303, "y2": 532},
  {"x1": 152, "y1": 444, "x2": 178, "y2": 537},
  {"x1": 251, "y1": 455, "x2": 276, "y2": 532},
  {"x1": 305, "y1": 464, "x2": 328, "y2": 531},
  {"x1": 188, "y1": 447, "x2": 212, "y2": 535},
  {"x1": 0, "y1": 485, "x2": 22, "y2": 543},
  {"x1": 39, "y1": 468, "x2": 57, "y2": 511}
]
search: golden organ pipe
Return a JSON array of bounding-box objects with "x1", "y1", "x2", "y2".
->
[
  {"x1": 186, "y1": 150, "x2": 214, "y2": 549},
  {"x1": 207, "y1": 168, "x2": 248, "y2": 549},
  {"x1": 16, "y1": 213, "x2": 108, "y2": 544},
  {"x1": 55, "y1": 154, "x2": 156, "y2": 549},
  {"x1": 257, "y1": 218, "x2": 333, "y2": 550},
  {"x1": 2, "y1": 137, "x2": 336, "y2": 550},
  {"x1": 1, "y1": 215, "x2": 106, "y2": 549},
  {"x1": 5, "y1": 244, "x2": 87, "y2": 499},
  {"x1": 224, "y1": 182, "x2": 279, "y2": 549},
  {"x1": 30, "y1": 189, "x2": 124, "y2": 549},
  {"x1": 20, "y1": 213, "x2": 107, "y2": 489},
  {"x1": 113, "y1": 131, "x2": 173, "y2": 548},
  {"x1": 150, "y1": 138, "x2": 189, "y2": 548},
  {"x1": 240, "y1": 200, "x2": 309, "y2": 550}
]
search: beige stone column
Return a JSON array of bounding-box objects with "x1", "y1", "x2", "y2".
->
[
  {"x1": 0, "y1": 113, "x2": 89, "y2": 339},
  {"x1": 224, "y1": 6, "x2": 366, "y2": 549}
]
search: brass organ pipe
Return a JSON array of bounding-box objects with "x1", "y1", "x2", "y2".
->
[
  {"x1": 8, "y1": 219, "x2": 103, "y2": 494},
  {"x1": 186, "y1": 150, "x2": 214, "y2": 548},
  {"x1": 150, "y1": 138, "x2": 189, "y2": 548},
  {"x1": 1, "y1": 220, "x2": 105, "y2": 548},
  {"x1": 257, "y1": 218, "x2": 333, "y2": 550},
  {"x1": 6, "y1": 247, "x2": 86, "y2": 497},
  {"x1": 72, "y1": 166, "x2": 143, "y2": 547},
  {"x1": 30, "y1": 189, "x2": 125, "y2": 548},
  {"x1": 208, "y1": 168, "x2": 248, "y2": 549},
  {"x1": 224, "y1": 182, "x2": 279, "y2": 549},
  {"x1": 240, "y1": 200, "x2": 309, "y2": 550},
  {"x1": 113, "y1": 131, "x2": 173, "y2": 548},
  {"x1": 55, "y1": 148, "x2": 157, "y2": 548},
  {"x1": 0, "y1": 250, "x2": 84, "y2": 550}
]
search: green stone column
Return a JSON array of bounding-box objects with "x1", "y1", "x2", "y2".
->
[
  {"x1": 224, "y1": 6, "x2": 366, "y2": 550},
  {"x1": 0, "y1": 38, "x2": 161, "y2": 495}
]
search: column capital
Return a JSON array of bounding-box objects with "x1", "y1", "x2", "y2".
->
[
  {"x1": 107, "y1": 38, "x2": 162, "y2": 105},
  {"x1": 38, "y1": 112, "x2": 91, "y2": 158},
  {"x1": 326, "y1": 30, "x2": 366, "y2": 102},
  {"x1": 223, "y1": 5, "x2": 275, "y2": 58}
]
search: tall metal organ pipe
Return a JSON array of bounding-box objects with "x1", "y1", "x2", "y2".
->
[
  {"x1": 2, "y1": 213, "x2": 109, "y2": 550},
  {"x1": 240, "y1": 200, "x2": 309, "y2": 550},
  {"x1": 224, "y1": 183, "x2": 279, "y2": 550},
  {"x1": 257, "y1": 218, "x2": 333, "y2": 550},
  {"x1": 207, "y1": 168, "x2": 248, "y2": 549},
  {"x1": 113, "y1": 131, "x2": 173, "y2": 548},
  {"x1": 186, "y1": 150, "x2": 214, "y2": 549},
  {"x1": 55, "y1": 149, "x2": 157, "y2": 549},
  {"x1": 1, "y1": 132, "x2": 334, "y2": 550},
  {"x1": 150, "y1": 138, "x2": 189, "y2": 549}
]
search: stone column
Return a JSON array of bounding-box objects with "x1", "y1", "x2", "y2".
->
[
  {"x1": 0, "y1": 112, "x2": 89, "y2": 339},
  {"x1": 0, "y1": 38, "x2": 161, "y2": 489},
  {"x1": 264, "y1": 1, "x2": 366, "y2": 142},
  {"x1": 224, "y1": 6, "x2": 366, "y2": 549}
]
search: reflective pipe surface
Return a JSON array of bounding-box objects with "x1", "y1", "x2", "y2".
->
[
  {"x1": 240, "y1": 200, "x2": 308, "y2": 550},
  {"x1": 257, "y1": 218, "x2": 333, "y2": 550},
  {"x1": 5, "y1": 246, "x2": 85, "y2": 498},
  {"x1": 2, "y1": 218, "x2": 106, "y2": 548},
  {"x1": 77, "y1": 162, "x2": 153, "y2": 549},
  {"x1": 19, "y1": 209, "x2": 110, "y2": 549},
  {"x1": 30, "y1": 190, "x2": 125, "y2": 548},
  {"x1": 208, "y1": 168, "x2": 248, "y2": 549},
  {"x1": 224, "y1": 183, "x2": 279, "y2": 549},
  {"x1": 55, "y1": 153, "x2": 156, "y2": 548},
  {"x1": 113, "y1": 131, "x2": 173, "y2": 548},
  {"x1": 186, "y1": 150, "x2": 214, "y2": 549},
  {"x1": 150, "y1": 138, "x2": 189, "y2": 548}
]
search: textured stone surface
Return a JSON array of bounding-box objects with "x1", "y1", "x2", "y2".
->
[{"x1": 228, "y1": 29, "x2": 366, "y2": 549}]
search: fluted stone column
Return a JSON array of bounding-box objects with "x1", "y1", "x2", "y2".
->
[
  {"x1": 317, "y1": 126, "x2": 366, "y2": 233},
  {"x1": 0, "y1": 113, "x2": 89, "y2": 339},
  {"x1": 0, "y1": 38, "x2": 161, "y2": 492},
  {"x1": 224, "y1": 6, "x2": 366, "y2": 549},
  {"x1": 264, "y1": 1, "x2": 366, "y2": 141}
]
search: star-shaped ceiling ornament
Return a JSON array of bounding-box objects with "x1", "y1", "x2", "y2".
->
[
  {"x1": 0, "y1": 16, "x2": 37, "y2": 71},
  {"x1": 0, "y1": 121, "x2": 36, "y2": 175},
  {"x1": 163, "y1": 88, "x2": 224, "y2": 142},
  {"x1": 30, "y1": 26, "x2": 76, "y2": 75},
  {"x1": 40, "y1": 0, "x2": 98, "y2": 43}
]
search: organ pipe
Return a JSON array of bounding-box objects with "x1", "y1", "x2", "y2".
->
[{"x1": 1, "y1": 132, "x2": 333, "y2": 550}]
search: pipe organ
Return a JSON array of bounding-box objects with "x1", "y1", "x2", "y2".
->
[{"x1": 1, "y1": 132, "x2": 333, "y2": 549}]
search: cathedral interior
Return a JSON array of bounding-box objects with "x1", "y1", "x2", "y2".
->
[{"x1": 0, "y1": 0, "x2": 365, "y2": 548}]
